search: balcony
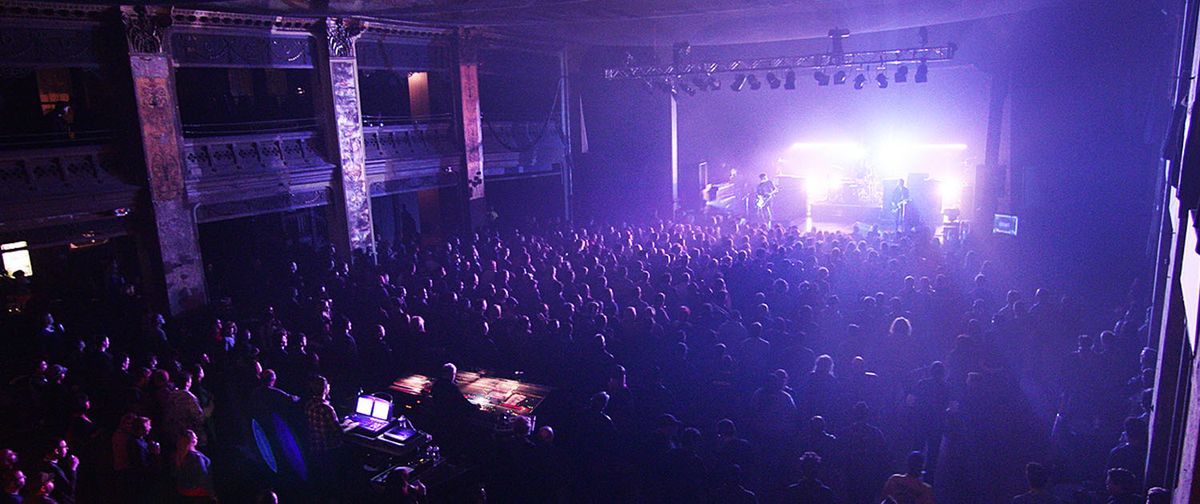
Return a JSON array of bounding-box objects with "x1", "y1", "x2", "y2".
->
[
  {"x1": 182, "y1": 129, "x2": 334, "y2": 203},
  {"x1": 362, "y1": 116, "x2": 462, "y2": 194},
  {"x1": 362, "y1": 114, "x2": 461, "y2": 162},
  {"x1": 0, "y1": 143, "x2": 141, "y2": 231}
]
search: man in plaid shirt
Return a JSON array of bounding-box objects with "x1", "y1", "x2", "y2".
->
[{"x1": 305, "y1": 375, "x2": 342, "y2": 454}]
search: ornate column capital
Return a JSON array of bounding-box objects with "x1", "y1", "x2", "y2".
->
[
  {"x1": 324, "y1": 17, "x2": 365, "y2": 59},
  {"x1": 456, "y1": 27, "x2": 484, "y2": 64},
  {"x1": 121, "y1": 5, "x2": 172, "y2": 55}
]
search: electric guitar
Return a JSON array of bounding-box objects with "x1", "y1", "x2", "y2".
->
[{"x1": 755, "y1": 189, "x2": 778, "y2": 209}]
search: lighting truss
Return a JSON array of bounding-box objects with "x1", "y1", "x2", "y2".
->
[{"x1": 604, "y1": 45, "x2": 956, "y2": 80}]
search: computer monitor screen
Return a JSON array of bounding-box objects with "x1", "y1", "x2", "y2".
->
[
  {"x1": 356, "y1": 396, "x2": 373, "y2": 415},
  {"x1": 371, "y1": 399, "x2": 391, "y2": 419},
  {"x1": 993, "y1": 214, "x2": 1018, "y2": 236}
]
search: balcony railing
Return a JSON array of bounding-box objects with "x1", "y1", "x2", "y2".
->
[
  {"x1": 363, "y1": 120, "x2": 460, "y2": 162},
  {"x1": 362, "y1": 113, "x2": 454, "y2": 128},
  {"x1": 182, "y1": 130, "x2": 330, "y2": 181},
  {"x1": 0, "y1": 129, "x2": 118, "y2": 151},
  {"x1": 0, "y1": 144, "x2": 135, "y2": 198},
  {"x1": 181, "y1": 117, "x2": 319, "y2": 138}
]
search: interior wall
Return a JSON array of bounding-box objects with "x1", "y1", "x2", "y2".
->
[
  {"x1": 1005, "y1": 2, "x2": 1178, "y2": 307},
  {"x1": 573, "y1": 46, "x2": 675, "y2": 222},
  {"x1": 371, "y1": 192, "x2": 421, "y2": 247},
  {"x1": 486, "y1": 174, "x2": 565, "y2": 225}
]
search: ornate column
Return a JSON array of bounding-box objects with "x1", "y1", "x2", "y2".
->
[
  {"x1": 122, "y1": 6, "x2": 206, "y2": 315},
  {"x1": 316, "y1": 18, "x2": 374, "y2": 261},
  {"x1": 456, "y1": 29, "x2": 487, "y2": 227}
]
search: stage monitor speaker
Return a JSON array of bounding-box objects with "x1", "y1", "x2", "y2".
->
[
  {"x1": 775, "y1": 175, "x2": 808, "y2": 220},
  {"x1": 906, "y1": 174, "x2": 941, "y2": 228},
  {"x1": 959, "y1": 185, "x2": 975, "y2": 223},
  {"x1": 679, "y1": 162, "x2": 704, "y2": 210}
]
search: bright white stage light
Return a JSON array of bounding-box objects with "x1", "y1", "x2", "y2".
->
[
  {"x1": 807, "y1": 175, "x2": 842, "y2": 202},
  {"x1": 939, "y1": 178, "x2": 964, "y2": 208},
  {"x1": 875, "y1": 143, "x2": 911, "y2": 177},
  {"x1": 917, "y1": 143, "x2": 968, "y2": 150},
  {"x1": 806, "y1": 177, "x2": 826, "y2": 202},
  {"x1": 790, "y1": 142, "x2": 866, "y2": 162}
]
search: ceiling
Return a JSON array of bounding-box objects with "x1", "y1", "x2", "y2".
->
[{"x1": 167, "y1": 0, "x2": 1060, "y2": 45}]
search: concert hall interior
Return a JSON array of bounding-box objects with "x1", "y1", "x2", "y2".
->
[{"x1": 2, "y1": 0, "x2": 1200, "y2": 503}]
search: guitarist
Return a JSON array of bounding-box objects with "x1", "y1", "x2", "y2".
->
[
  {"x1": 891, "y1": 178, "x2": 911, "y2": 232},
  {"x1": 755, "y1": 173, "x2": 778, "y2": 223}
]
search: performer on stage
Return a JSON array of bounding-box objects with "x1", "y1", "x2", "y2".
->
[
  {"x1": 755, "y1": 173, "x2": 778, "y2": 223},
  {"x1": 891, "y1": 179, "x2": 910, "y2": 232}
]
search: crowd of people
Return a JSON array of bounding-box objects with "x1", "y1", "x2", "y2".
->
[{"x1": 0, "y1": 214, "x2": 1167, "y2": 503}]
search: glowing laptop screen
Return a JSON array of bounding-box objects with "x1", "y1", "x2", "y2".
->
[
  {"x1": 371, "y1": 399, "x2": 391, "y2": 419},
  {"x1": 355, "y1": 396, "x2": 373, "y2": 415}
]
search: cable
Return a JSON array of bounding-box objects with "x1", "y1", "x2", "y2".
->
[{"x1": 481, "y1": 76, "x2": 565, "y2": 153}]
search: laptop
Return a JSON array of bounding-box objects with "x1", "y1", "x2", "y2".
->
[{"x1": 348, "y1": 395, "x2": 393, "y2": 434}]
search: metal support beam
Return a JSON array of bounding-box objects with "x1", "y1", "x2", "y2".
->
[
  {"x1": 670, "y1": 94, "x2": 679, "y2": 215},
  {"x1": 605, "y1": 45, "x2": 956, "y2": 80},
  {"x1": 560, "y1": 47, "x2": 573, "y2": 222}
]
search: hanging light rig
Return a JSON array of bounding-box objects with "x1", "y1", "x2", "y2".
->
[{"x1": 612, "y1": 28, "x2": 955, "y2": 96}]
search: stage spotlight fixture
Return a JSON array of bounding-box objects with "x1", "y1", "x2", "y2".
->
[
  {"x1": 915, "y1": 62, "x2": 928, "y2": 83},
  {"x1": 784, "y1": 70, "x2": 796, "y2": 89},
  {"x1": 814, "y1": 71, "x2": 830, "y2": 86},
  {"x1": 679, "y1": 81, "x2": 696, "y2": 96},
  {"x1": 895, "y1": 65, "x2": 909, "y2": 83},
  {"x1": 853, "y1": 73, "x2": 866, "y2": 90},
  {"x1": 748, "y1": 74, "x2": 762, "y2": 90},
  {"x1": 876, "y1": 72, "x2": 888, "y2": 88},
  {"x1": 691, "y1": 76, "x2": 708, "y2": 90},
  {"x1": 708, "y1": 76, "x2": 721, "y2": 90},
  {"x1": 833, "y1": 71, "x2": 848, "y2": 85},
  {"x1": 732, "y1": 74, "x2": 748, "y2": 91},
  {"x1": 766, "y1": 72, "x2": 781, "y2": 89}
]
